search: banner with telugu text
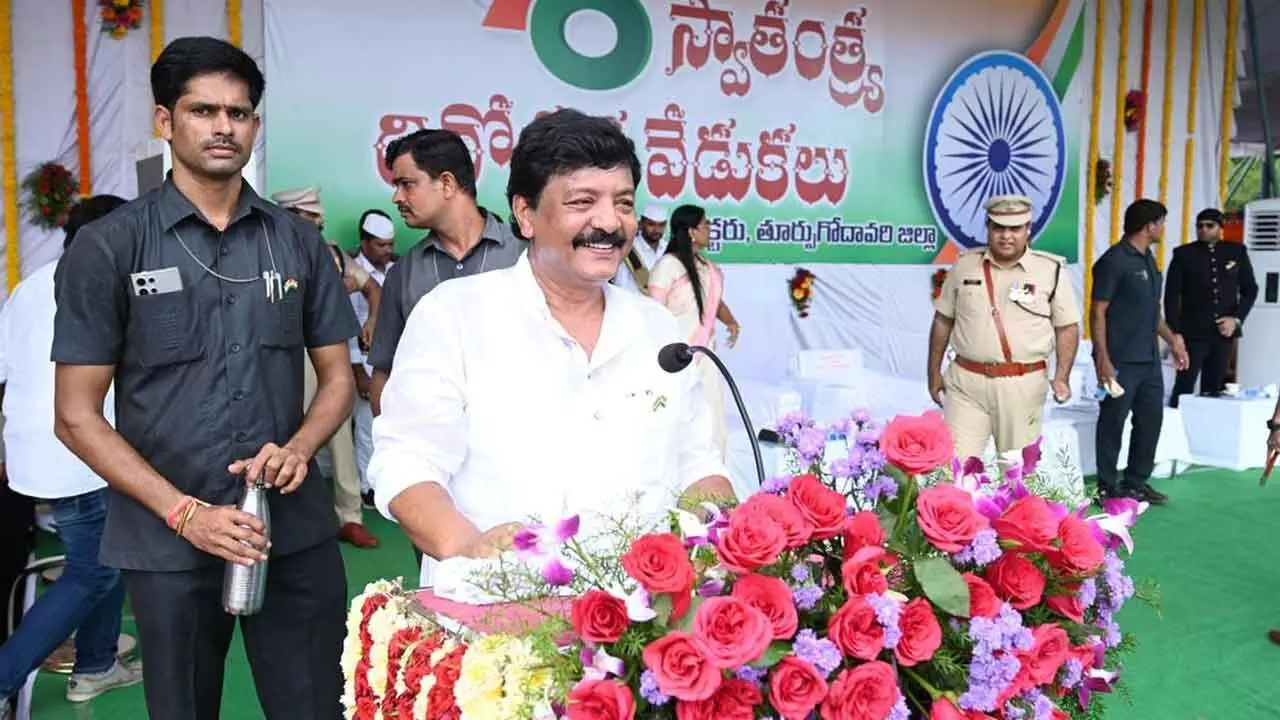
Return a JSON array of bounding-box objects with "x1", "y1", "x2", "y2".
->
[{"x1": 264, "y1": 0, "x2": 1086, "y2": 264}]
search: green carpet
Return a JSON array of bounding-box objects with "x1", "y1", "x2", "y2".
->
[{"x1": 22, "y1": 470, "x2": 1280, "y2": 718}]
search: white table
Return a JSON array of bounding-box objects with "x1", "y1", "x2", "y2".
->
[
  {"x1": 1047, "y1": 404, "x2": 1192, "y2": 478},
  {"x1": 1179, "y1": 395, "x2": 1276, "y2": 471}
]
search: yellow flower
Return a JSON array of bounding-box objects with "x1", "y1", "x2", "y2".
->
[
  {"x1": 114, "y1": 0, "x2": 130, "y2": 8},
  {"x1": 457, "y1": 635, "x2": 553, "y2": 720}
]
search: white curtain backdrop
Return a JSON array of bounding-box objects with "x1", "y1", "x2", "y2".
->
[{"x1": 0, "y1": 0, "x2": 1240, "y2": 390}]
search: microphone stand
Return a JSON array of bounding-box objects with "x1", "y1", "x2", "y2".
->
[{"x1": 688, "y1": 346, "x2": 767, "y2": 490}]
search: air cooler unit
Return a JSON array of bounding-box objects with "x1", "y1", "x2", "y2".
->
[{"x1": 1236, "y1": 198, "x2": 1280, "y2": 387}]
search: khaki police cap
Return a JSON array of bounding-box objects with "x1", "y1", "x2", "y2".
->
[{"x1": 985, "y1": 195, "x2": 1033, "y2": 227}]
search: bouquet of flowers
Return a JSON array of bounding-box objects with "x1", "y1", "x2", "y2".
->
[
  {"x1": 789, "y1": 268, "x2": 816, "y2": 318},
  {"x1": 931, "y1": 270, "x2": 948, "y2": 300},
  {"x1": 347, "y1": 409, "x2": 1150, "y2": 719},
  {"x1": 98, "y1": 0, "x2": 144, "y2": 39},
  {"x1": 20, "y1": 162, "x2": 79, "y2": 230}
]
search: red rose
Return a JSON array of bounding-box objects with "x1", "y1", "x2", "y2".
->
[
  {"x1": 915, "y1": 484, "x2": 988, "y2": 553},
  {"x1": 715, "y1": 510, "x2": 787, "y2": 573},
  {"x1": 821, "y1": 661, "x2": 899, "y2": 720},
  {"x1": 1015, "y1": 623, "x2": 1071, "y2": 686},
  {"x1": 993, "y1": 496, "x2": 1059, "y2": 553},
  {"x1": 738, "y1": 494, "x2": 813, "y2": 549},
  {"x1": 675, "y1": 678, "x2": 760, "y2": 720},
  {"x1": 642, "y1": 632, "x2": 722, "y2": 701},
  {"x1": 962, "y1": 573, "x2": 1000, "y2": 619},
  {"x1": 1050, "y1": 514, "x2": 1105, "y2": 575},
  {"x1": 691, "y1": 596, "x2": 772, "y2": 669},
  {"x1": 787, "y1": 475, "x2": 846, "y2": 540},
  {"x1": 841, "y1": 557, "x2": 889, "y2": 596},
  {"x1": 930, "y1": 697, "x2": 995, "y2": 720},
  {"x1": 879, "y1": 411, "x2": 954, "y2": 474},
  {"x1": 768, "y1": 656, "x2": 829, "y2": 720},
  {"x1": 842, "y1": 511, "x2": 885, "y2": 560},
  {"x1": 827, "y1": 597, "x2": 884, "y2": 661},
  {"x1": 567, "y1": 678, "x2": 636, "y2": 720},
  {"x1": 571, "y1": 590, "x2": 629, "y2": 644},
  {"x1": 731, "y1": 573, "x2": 798, "y2": 640},
  {"x1": 895, "y1": 598, "x2": 942, "y2": 666},
  {"x1": 622, "y1": 533, "x2": 695, "y2": 594},
  {"x1": 1046, "y1": 593, "x2": 1085, "y2": 623},
  {"x1": 985, "y1": 554, "x2": 1046, "y2": 610}
]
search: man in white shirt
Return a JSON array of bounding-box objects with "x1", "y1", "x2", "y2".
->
[
  {"x1": 350, "y1": 210, "x2": 395, "y2": 503},
  {"x1": 0, "y1": 196, "x2": 141, "y2": 713},
  {"x1": 369, "y1": 109, "x2": 735, "y2": 585},
  {"x1": 611, "y1": 204, "x2": 668, "y2": 292}
]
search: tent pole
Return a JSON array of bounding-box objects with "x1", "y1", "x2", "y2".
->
[{"x1": 1245, "y1": 0, "x2": 1275, "y2": 198}]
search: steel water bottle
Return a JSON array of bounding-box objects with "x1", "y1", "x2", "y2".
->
[{"x1": 221, "y1": 478, "x2": 271, "y2": 616}]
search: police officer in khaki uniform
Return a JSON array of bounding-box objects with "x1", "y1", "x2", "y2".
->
[{"x1": 927, "y1": 195, "x2": 1082, "y2": 459}]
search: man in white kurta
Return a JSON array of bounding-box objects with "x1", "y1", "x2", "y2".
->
[
  {"x1": 368, "y1": 110, "x2": 734, "y2": 587},
  {"x1": 610, "y1": 205, "x2": 669, "y2": 293}
]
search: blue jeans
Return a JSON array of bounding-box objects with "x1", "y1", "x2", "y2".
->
[{"x1": 0, "y1": 488, "x2": 124, "y2": 696}]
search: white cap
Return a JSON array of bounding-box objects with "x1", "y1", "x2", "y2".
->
[
  {"x1": 360, "y1": 213, "x2": 395, "y2": 240},
  {"x1": 641, "y1": 205, "x2": 668, "y2": 223}
]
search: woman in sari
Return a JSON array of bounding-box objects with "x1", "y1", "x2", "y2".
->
[{"x1": 647, "y1": 204, "x2": 741, "y2": 458}]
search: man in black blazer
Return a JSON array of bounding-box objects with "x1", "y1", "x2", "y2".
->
[{"x1": 1164, "y1": 208, "x2": 1259, "y2": 407}]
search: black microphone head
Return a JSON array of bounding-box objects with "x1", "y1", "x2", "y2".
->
[{"x1": 658, "y1": 342, "x2": 694, "y2": 373}]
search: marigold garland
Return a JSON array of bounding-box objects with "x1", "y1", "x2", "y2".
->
[
  {"x1": 21, "y1": 162, "x2": 80, "y2": 230},
  {"x1": 1, "y1": 0, "x2": 18, "y2": 291},
  {"x1": 1182, "y1": 0, "x2": 1204, "y2": 248},
  {"x1": 1156, "y1": 0, "x2": 1178, "y2": 271},
  {"x1": 98, "y1": 0, "x2": 143, "y2": 39},
  {"x1": 1083, "y1": 0, "x2": 1106, "y2": 338},
  {"x1": 789, "y1": 267, "x2": 815, "y2": 318},
  {"x1": 73, "y1": 0, "x2": 93, "y2": 195}
]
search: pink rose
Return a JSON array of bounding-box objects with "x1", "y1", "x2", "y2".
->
[
  {"x1": 716, "y1": 511, "x2": 787, "y2": 573},
  {"x1": 985, "y1": 554, "x2": 1046, "y2": 610},
  {"x1": 737, "y1": 494, "x2": 813, "y2": 549},
  {"x1": 842, "y1": 511, "x2": 886, "y2": 560},
  {"x1": 787, "y1": 475, "x2": 847, "y2": 540},
  {"x1": 821, "y1": 661, "x2": 899, "y2": 720},
  {"x1": 993, "y1": 496, "x2": 1059, "y2": 554},
  {"x1": 675, "y1": 678, "x2": 760, "y2": 720},
  {"x1": 916, "y1": 484, "x2": 988, "y2": 553},
  {"x1": 567, "y1": 679, "x2": 636, "y2": 720},
  {"x1": 879, "y1": 411, "x2": 954, "y2": 474},
  {"x1": 962, "y1": 573, "x2": 1001, "y2": 619},
  {"x1": 1049, "y1": 514, "x2": 1106, "y2": 575},
  {"x1": 895, "y1": 598, "x2": 942, "y2": 666},
  {"x1": 691, "y1": 597, "x2": 773, "y2": 669},
  {"x1": 642, "y1": 632, "x2": 721, "y2": 702},
  {"x1": 731, "y1": 573, "x2": 799, "y2": 640},
  {"x1": 827, "y1": 597, "x2": 884, "y2": 661},
  {"x1": 768, "y1": 656, "x2": 829, "y2": 720}
]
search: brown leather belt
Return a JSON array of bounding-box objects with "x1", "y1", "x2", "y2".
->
[{"x1": 955, "y1": 357, "x2": 1047, "y2": 378}]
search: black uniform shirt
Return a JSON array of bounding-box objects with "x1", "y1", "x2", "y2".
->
[
  {"x1": 52, "y1": 178, "x2": 359, "y2": 571},
  {"x1": 1092, "y1": 239, "x2": 1162, "y2": 364}
]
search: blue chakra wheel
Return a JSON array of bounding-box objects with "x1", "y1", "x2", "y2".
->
[{"x1": 923, "y1": 50, "x2": 1066, "y2": 249}]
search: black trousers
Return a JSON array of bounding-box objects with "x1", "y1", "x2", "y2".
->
[
  {"x1": 122, "y1": 539, "x2": 347, "y2": 720},
  {"x1": 1169, "y1": 335, "x2": 1233, "y2": 407},
  {"x1": 1096, "y1": 361, "x2": 1164, "y2": 494},
  {"x1": 0, "y1": 483, "x2": 34, "y2": 645}
]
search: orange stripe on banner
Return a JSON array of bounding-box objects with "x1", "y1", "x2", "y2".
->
[
  {"x1": 1, "y1": 0, "x2": 17, "y2": 290},
  {"x1": 482, "y1": 0, "x2": 531, "y2": 30},
  {"x1": 72, "y1": 0, "x2": 91, "y2": 195},
  {"x1": 150, "y1": 0, "x2": 164, "y2": 136},
  {"x1": 1134, "y1": 0, "x2": 1153, "y2": 199},
  {"x1": 1026, "y1": 0, "x2": 1072, "y2": 64}
]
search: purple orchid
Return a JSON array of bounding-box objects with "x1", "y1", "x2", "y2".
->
[
  {"x1": 513, "y1": 515, "x2": 580, "y2": 586},
  {"x1": 580, "y1": 646, "x2": 625, "y2": 681},
  {"x1": 1084, "y1": 497, "x2": 1148, "y2": 554},
  {"x1": 1021, "y1": 438, "x2": 1043, "y2": 475}
]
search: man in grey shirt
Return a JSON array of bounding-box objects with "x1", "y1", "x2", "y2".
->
[{"x1": 368, "y1": 129, "x2": 524, "y2": 415}]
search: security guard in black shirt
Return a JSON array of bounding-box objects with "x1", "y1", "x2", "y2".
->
[
  {"x1": 51, "y1": 38, "x2": 357, "y2": 719},
  {"x1": 1164, "y1": 207, "x2": 1258, "y2": 406}
]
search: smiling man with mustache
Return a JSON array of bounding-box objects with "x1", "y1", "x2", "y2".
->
[{"x1": 368, "y1": 109, "x2": 736, "y2": 589}]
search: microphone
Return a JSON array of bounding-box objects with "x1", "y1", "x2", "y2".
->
[{"x1": 658, "y1": 342, "x2": 766, "y2": 489}]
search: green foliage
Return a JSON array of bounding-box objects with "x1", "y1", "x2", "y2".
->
[{"x1": 915, "y1": 557, "x2": 971, "y2": 618}]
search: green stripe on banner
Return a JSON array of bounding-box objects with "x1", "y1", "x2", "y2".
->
[{"x1": 1052, "y1": 7, "x2": 1086, "y2": 99}]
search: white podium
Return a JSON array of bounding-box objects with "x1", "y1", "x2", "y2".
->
[{"x1": 1179, "y1": 396, "x2": 1275, "y2": 471}]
